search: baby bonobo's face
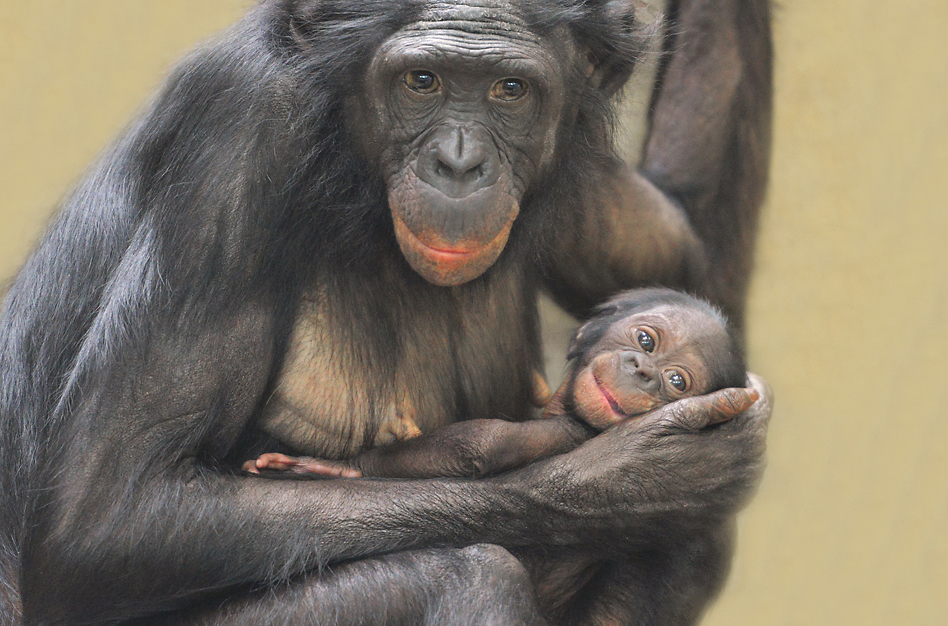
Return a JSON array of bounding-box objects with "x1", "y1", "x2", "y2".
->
[{"x1": 571, "y1": 304, "x2": 728, "y2": 430}]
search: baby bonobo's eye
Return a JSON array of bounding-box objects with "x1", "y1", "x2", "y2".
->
[
  {"x1": 665, "y1": 369, "x2": 688, "y2": 392},
  {"x1": 635, "y1": 329, "x2": 655, "y2": 353}
]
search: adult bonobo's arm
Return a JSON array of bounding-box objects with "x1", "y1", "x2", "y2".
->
[
  {"x1": 3, "y1": 2, "x2": 774, "y2": 623},
  {"x1": 20, "y1": 299, "x2": 767, "y2": 625},
  {"x1": 545, "y1": 0, "x2": 773, "y2": 329},
  {"x1": 542, "y1": 4, "x2": 773, "y2": 621}
]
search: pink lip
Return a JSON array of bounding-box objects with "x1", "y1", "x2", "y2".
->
[
  {"x1": 393, "y1": 215, "x2": 485, "y2": 267},
  {"x1": 423, "y1": 246, "x2": 475, "y2": 260},
  {"x1": 593, "y1": 373, "x2": 628, "y2": 418}
]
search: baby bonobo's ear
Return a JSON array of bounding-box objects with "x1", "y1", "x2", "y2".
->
[
  {"x1": 566, "y1": 327, "x2": 585, "y2": 361},
  {"x1": 566, "y1": 311, "x2": 613, "y2": 361}
]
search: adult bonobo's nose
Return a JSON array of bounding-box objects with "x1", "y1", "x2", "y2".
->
[
  {"x1": 416, "y1": 125, "x2": 501, "y2": 198},
  {"x1": 619, "y1": 350, "x2": 661, "y2": 394}
]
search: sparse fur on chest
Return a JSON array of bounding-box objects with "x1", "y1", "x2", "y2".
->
[{"x1": 257, "y1": 266, "x2": 541, "y2": 459}]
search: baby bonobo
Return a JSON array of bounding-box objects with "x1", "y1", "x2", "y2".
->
[{"x1": 244, "y1": 288, "x2": 747, "y2": 481}]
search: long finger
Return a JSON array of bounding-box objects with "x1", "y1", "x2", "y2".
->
[{"x1": 661, "y1": 386, "x2": 759, "y2": 431}]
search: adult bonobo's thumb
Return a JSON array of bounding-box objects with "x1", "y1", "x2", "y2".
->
[{"x1": 662, "y1": 372, "x2": 772, "y2": 431}]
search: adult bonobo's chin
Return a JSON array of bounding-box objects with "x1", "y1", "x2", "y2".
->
[{"x1": 351, "y1": 9, "x2": 573, "y2": 285}]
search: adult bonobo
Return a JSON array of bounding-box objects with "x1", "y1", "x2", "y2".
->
[{"x1": 0, "y1": 1, "x2": 773, "y2": 624}]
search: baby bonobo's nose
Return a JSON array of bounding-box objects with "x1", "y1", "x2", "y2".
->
[{"x1": 620, "y1": 350, "x2": 661, "y2": 394}]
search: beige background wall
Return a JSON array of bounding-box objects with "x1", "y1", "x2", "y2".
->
[{"x1": 2, "y1": 2, "x2": 946, "y2": 624}]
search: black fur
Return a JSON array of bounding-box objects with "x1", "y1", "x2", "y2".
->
[{"x1": 0, "y1": 1, "x2": 772, "y2": 623}]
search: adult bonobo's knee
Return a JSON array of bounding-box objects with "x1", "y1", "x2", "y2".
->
[{"x1": 443, "y1": 545, "x2": 547, "y2": 626}]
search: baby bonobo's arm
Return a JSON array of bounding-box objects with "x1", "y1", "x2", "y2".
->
[
  {"x1": 361, "y1": 414, "x2": 593, "y2": 478},
  {"x1": 245, "y1": 413, "x2": 594, "y2": 479},
  {"x1": 245, "y1": 370, "x2": 591, "y2": 479}
]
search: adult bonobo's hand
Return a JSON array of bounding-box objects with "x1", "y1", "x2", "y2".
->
[{"x1": 511, "y1": 374, "x2": 772, "y2": 548}]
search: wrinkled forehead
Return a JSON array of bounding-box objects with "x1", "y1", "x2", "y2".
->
[
  {"x1": 374, "y1": 0, "x2": 566, "y2": 74},
  {"x1": 630, "y1": 305, "x2": 727, "y2": 343},
  {"x1": 416, "y1": 0, "x2": 530, "y2": 32}
]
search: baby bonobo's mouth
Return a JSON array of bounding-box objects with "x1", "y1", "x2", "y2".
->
[{"x1": 593, "y1": 372, "x2": 628, "y2": 418}]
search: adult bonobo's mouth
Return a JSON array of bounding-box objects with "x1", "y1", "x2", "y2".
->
[
  {"x1": 391, "y1": 213, "x2": 516, "y2": 286},
  {"x1": 388, "y1": 167, "x2": 520, "y2": 286}
]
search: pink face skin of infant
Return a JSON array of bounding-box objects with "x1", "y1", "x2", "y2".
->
[{"x1": 567, "y1": 305, "x2": 725, "y2": 430}]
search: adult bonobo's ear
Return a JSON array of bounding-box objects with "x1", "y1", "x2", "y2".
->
[
  {"x1": 284, "y1": 0, "x2": 323, "y2": 45},
  {"x1": 284, "y1": 1, "x2": 421, "y2": 51},
  {"x1": 581, "y1": 0, "x2": 655, "y2": 96}
]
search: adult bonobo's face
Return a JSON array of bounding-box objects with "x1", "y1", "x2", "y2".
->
[{"x1": 352, "y1": 3, "x2": 575, "y2": 286}]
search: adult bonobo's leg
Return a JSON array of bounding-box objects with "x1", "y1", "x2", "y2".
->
[
  {"x1": 134, "y1": 546, "x2": 547, "y2": 626},
  {"x1": 541, "y1": 1, "x2": 773, "y2": 622},
  {"x1": 544, "y1": 0, "x2": 773, "y2": 332},
  {"x1": 553, "y1": 524, "x2": 736, "y2": 626}
]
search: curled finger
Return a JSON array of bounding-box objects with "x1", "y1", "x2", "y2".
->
[{"x1": 658, "y1": 386, "x2": 760, "y2": 431}]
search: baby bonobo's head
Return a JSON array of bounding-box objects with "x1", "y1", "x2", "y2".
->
[{"x1": 559, "y1": 288, "x2": 747, "y2": 430}]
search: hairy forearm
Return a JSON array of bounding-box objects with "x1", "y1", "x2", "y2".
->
[
  {"x1": 544, "y1": 164, "x2": 709, "y2": 317},
  {"x1": 353, "y1": 416, "x2": 594, "y2": 479},
  {"x1": 25, "y1": 383, "x2": 769, "y2": 622},
  {"x1": 25, "y1": 469, "x2": 534, "y2": 622}
]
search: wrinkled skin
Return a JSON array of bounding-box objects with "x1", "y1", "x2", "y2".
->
[
  {"x1": 351, "y1": 9, "x2": 572, "y2": 286},
  {"x1": 0, "y1": 1, "x2": 773, "y2": 624}
]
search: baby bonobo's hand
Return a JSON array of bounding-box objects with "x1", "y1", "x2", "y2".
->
[{"x1": 242, "y1": 453, "x2": 362, "y2": 478}]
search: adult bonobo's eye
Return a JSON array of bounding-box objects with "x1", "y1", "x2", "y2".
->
[
  {"x1": 490, "y1": 78, "x2": 528, "y2": 101},
  {"x1": 665, "y1": 369, "x2": 689, "y2": 393},
  {"x1": 404, "y1": 70, "x2": 441, "y2": 94},
  {"x1": 635, "y1": 329, "x2": 656, "y2": 353}
]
